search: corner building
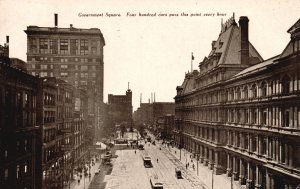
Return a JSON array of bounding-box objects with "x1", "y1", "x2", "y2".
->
[
  {"x1": 25, "y1": 14, "x2": 105, "y2": 142},
  {"x1": 174, "y1": 16, "x2": 300, "y2": 189}
]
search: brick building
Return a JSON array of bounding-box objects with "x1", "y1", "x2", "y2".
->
[
  {"x1": 174, "y1": 15, "x2": 300, "y2": 188},
  {"x1": 108, "y1": 88, "x2": 133, "y2": 127}
]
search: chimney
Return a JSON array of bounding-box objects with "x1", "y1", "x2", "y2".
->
[
  {"x1": 6, "y1": 36, "x2": 9, "y2": 44},
  {"x1": 239, "y1": 16, "x2": 249, "y2": 64},
  {"x1": 70, "y1": 24, "x2": 73, "y2": 28},
  {"x1": 151, "y1": 93, "x2": 153, "y2": 103},
  {"x1": 154, "y1": 92, "x2": 156, "y2": 102},
  {"x1": 54, "y1": 13, "x2": 58, "y2": 27}
]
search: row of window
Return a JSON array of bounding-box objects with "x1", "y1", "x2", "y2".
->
[
  {"x1": 177, "y1": 75, "x2": 298, "y2": 107},
  {"x1": 35, "y1": 64, "x2": 98, "y2": 70},
  {"x1": 177, "y1": 106, "x2": 300, "y2": 129},
  {"x1": 29, "y1": 56, "x2": 101, "y2": 63},
  {"x1": 3, "y1": 161, "x2": 30, "y2": 181},
  {"x1": 29, "y1": 38, "x2": 100, "y2": 55},
  {"x1": 180, "y1": 128, "x2": 293, "y2": 166}
]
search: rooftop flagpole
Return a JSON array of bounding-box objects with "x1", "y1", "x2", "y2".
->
[{"x1": 191, "y1": 52, "x2": 195, "y2": 72}]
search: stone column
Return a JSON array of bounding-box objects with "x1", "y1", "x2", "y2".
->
[
  {"x1": 227, "y1": 153, "x2": 232, "y2": 177},
  {"x1": 246, "y1": 162, "x2": 253, "y2": 189},
  {"x1": 233, "y1": 156, "x2": 237, "y2": 180},
  {"x1": 255, "y1": 166, "x2": 261, "y2": 189},
  {"x1": 239, "y1": 159, "x2": 245, "y2": 185}
]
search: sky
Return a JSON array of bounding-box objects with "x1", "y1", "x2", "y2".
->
[{"x1": 0, "y1": 0, "x2": 299, "y2": 111}]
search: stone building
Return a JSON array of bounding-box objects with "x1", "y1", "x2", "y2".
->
[
  {"x1": 25, "y1": 13, "x2": 105, "y2": 142},
  {"x1": 0, "y1": 46, "x2": 40, "y2": 188},
  {"x1": 174, "y1": 16, "x2": 300, "y2": 188}
]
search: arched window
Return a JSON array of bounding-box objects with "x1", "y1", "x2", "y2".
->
[
  {"x1": 244, "y1": 86, "x2": 248, "y2": 99},
  {"x1": 252, "y1": 84, "x2": 257, "y2": 98},
  {"x1": 261, "y1": 82, "x2": 267, "y2": 97},
  {"x1": 282, "y1": 75, "x2": 291, "y2": 94},
  {"x1": 236, "y1": 87, "x2": 241, "y2": 100}
]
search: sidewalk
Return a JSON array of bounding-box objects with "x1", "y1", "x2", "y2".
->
[
  {"x1": 64, "y1": 159, "x2": 101, "y2": 189},
  {"x1": 161, "y1": 143, "x2": 245, "y2": 189}
]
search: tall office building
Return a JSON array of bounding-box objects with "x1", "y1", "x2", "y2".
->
[{"x1": 25, "y1": 14, "x2": 105, "y2": 141}]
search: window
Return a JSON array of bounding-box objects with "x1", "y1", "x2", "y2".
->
[
  {"x1": 252, "y1": 84, "x2": 257, "y2": 98},
  {"x1": 16, "y1": 165, "x2": 20, "y2": 179},
  {"x1": 40, "y1": 38, "x2": 49, "y2": 54},
  {"x1": 60, "y1": 72, "x2": 68, "y2": 77},
  {"x1": 261, "y1": 82, "x2": 267, "y2": 97},
  {"x1": 60, "y1": 65, "x2": 68, "y2": 69},
  {"x1": 252, "y1": 136, "x2": 257, "y2": 152},
  {"x1": 24, "y1": 140, "x2": 28, "y2": 152},
  {"x1": 236, "y1": 88, "x2": 241, "y2": 100},
  {"x1": 50, "y1": 39, "x2": 58, "y2": 54},
  {"x1": 29, "y1": 38, "x2": 37, "y2": 53},
  {"x1": 24, "y1": 162, "x2": 27, "y2": 173},
  {"x1": 4, "y1": 169, "x2": 8, "y2": 180},
  {"x1": 244, "y1": 86, "x2": 248, "y2": 99},
  {"x1": 60, "y1": 39, "x2": 68, "y2": 54},
  {"x1": 40, "y1": 65, "x2": 47, "y2": 70},
  {"x1": 262, "y1": 109, "x2": 267, "y2": 125},
  {"x1": 282, "y1": 75, "x2": 291, "y2": 94},
  {"x1": 80, "y1": 39, "x2": 89, "y2": 55},
  {"x1": 81, "y1": 66, "x2": 88, "y2": 71},
  {"x1": 40, "y1": 72, "x2": 48, "y2": 77},
  {"x1": 284, "y1": 109, "x2": 290, "y2": 127}
]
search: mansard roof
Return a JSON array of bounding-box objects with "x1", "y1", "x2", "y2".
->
[
  {"x1": 177, "y1": 71, "x2": 198, "y2": 96},
  {"x1": 203, "y1": 16, "x2": 263, "y2": 66},
  {"x1": 280, "y1": 18, "x2": 300, "y2": 59}
]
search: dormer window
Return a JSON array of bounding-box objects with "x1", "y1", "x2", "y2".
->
[{"x1": 219, "y1": 41, "x2": 223, "y2": 49}]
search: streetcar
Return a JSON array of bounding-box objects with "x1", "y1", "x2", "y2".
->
[
  {"x1": 150, "y1": 176, "x2": 163, "y2": 189},
  {"x1": 143, "y1": 156, "x2": 153, "y2": 168}
]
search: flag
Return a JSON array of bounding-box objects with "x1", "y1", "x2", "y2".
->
[{"x1": 192, "y1": 53, "x2": 195, "y2": 60}]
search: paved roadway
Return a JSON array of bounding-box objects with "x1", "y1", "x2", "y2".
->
[{"x1": 104, "y1": 142, "x2": 207, "y2": 189}]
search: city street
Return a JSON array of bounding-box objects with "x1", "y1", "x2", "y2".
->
[{"x1": 104, "y1": 142, "x2": 207, "y2": 189}]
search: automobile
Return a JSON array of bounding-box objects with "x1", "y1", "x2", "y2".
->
[{"x1": 175, "y1": 168, "x2": 183, "y2": 179}]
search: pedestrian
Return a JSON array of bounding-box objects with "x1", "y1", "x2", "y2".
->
[
  {"x1": 157, "y1": 158, "x2": 159, "y2": 163},
  {"x1": 191, "y1": 159, "x2": 193, "y2": 163},
  {"x1": 135, "y1": 150, "x2": 136, "y2": 154},
  {"x1": 187, "y1": 162, "x2": 189, "y2": 167},
  {"x1": 192, "y1": 164, "x2": 195, "y2": 170},
  {"x1": 186, "y1": 164, "x2": 188, "y2": 169}
]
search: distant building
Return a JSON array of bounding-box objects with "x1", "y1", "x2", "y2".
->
[
  {"x1": 25, "y1": 13, "x2": 105, "y2": 142},
  {"x1": 108, "y1": 88, "x2": 133, "y2": 127},
  {"x1": 0, "y1": 50, "x2": 39, "y2": 188},
  {"x1": 133, "y1": 102, "x2": 175, "y2": 127},
  {"x1": 156, "y1": 114, "x2": 175, "y2": 140},
  {"x1": 174, "y1": 15, "x2": 300, "y2": 188}
]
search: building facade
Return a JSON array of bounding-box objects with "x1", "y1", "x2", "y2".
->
[
  {"x1": 25, "y1": 14, "x2": 105, "y2": 142},
  {"x1": 108, "y1": 88, "x2": 133, "y2": 126},
  {"x1": 0, "y1": 55, "x2": 39, "y2": 188},
  {"x1": 174, "y1": 16, "x2": 300, "y2": 188},
  {"x1": 133, "y1": 102, "x2": 175, "y2": 127}
]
